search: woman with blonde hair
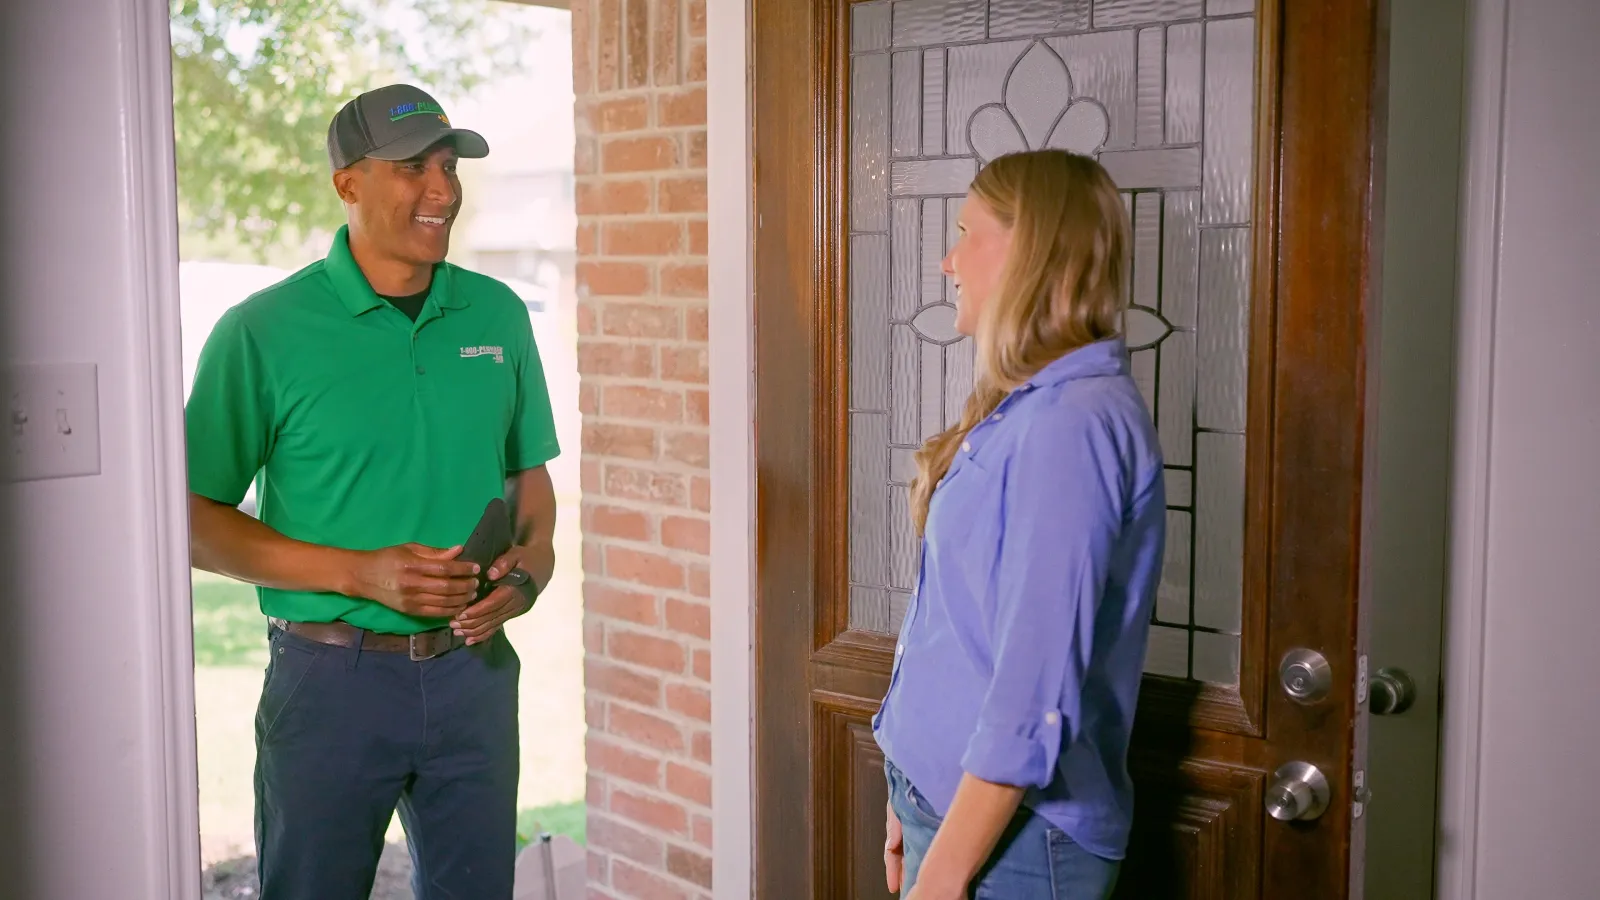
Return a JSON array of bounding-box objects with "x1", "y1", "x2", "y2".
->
[{"x1": 873, "y1": 149, "x2": 1166, "y2": 899}]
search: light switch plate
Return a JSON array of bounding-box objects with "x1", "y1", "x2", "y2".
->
[{"x1": 3, "y1": 362, "x2": 102, "y2": 482}]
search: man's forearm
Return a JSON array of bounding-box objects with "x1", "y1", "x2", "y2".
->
[
  {"x1": 917, "y1": 774, "x2": 1025, "y2": 891},
  {"x1": 189, "y1": 493, "x2": 359, "y2": 596},
  {"x1": 507, "y1": 466, "x2": 557, "y2": 590}
]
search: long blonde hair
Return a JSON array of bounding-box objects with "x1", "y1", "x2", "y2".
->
[{"x1": 909, "y1": 150, "x2": 1129, "y2": 534}]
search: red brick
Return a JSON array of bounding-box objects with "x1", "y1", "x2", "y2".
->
[
  {"x1": 584, "y1": 540, "x2": 606, "y2": 576},
  {"x1": 686, "y1": 130, "x2": 707, "y2": 167},
  {"x1": 692, "y1": 648, "x2": 711, "y2": 682},
  {"x1": 580, "y1": 343, "x2": 657, "y2": 380},
  {"x1": 605, "y1": 220, "x2": 683, "y2": 255},
  {"x1": 578, "y1": 222, "x2": 599, "y2": 256},
  {"x1": 686, "y1": 41, "x2": 707, "y2": 83},
  {"x1": 604, "y1": 385, "x2": 683, "y2": 423},
  {"x1": 611, "y1": 705, "x2": 686, "y2": 753},
  {"x1": 591, "y1": 814, "x2": 665, "y2": 867},
  {"x1": 624, "y1": 0, "x2": 649, "y2": 89},
  {"x1": 590, "y1": 659, "x2": 662, "y2": 706},
  {"x1": 685, "y1": 305, "x2": 709, "y2": 342},
  {"x1": 588, "y1": 849, "x2": 610, "y2": 886},
  {"x1": 571, "y1": 0, "x2": 594, "y2": 94},
  {"x1": 587, "y1": 774, "x2": 609, "y2": 810},
  {"x1": 684, "y1": 389, "x2": 710, "y2": 426},
  {"x1": 658, "y1": 88, "x2": 706, "y2": 128},
  {"x1": 687, "y1": 0, "x2": 706, "y2": 38},
  {"x1": 687, "y1": 220, "x2": 708, "y2": 255},
  {"x1": 582, "y1": 459, "x2": 603, "y2": 493},
  {"x1": 577, "y1": 178, "x2": 651, "y2": 215},
  {"x1": 612, "y1": 859, "x2": 691, "y2": 900},
  {"x1": 652, "y1": 0, "x2": 681, "y2": 87},
  {"x1": 580, "y1": 382, "x2": 600, "y2": 416},
  {"x1": 596, "y1": 95, "x2": 650, "y2": 133},
  {"x1": 688, "y1": 564, "x2": 712, "y2": 601},
  {"x1": 597, "y1": 0, "x2": 623, "y2": 91},
  {"x1": 659, "y1": 177, "x2": 708, "y2": 213},
  {"x1": 587, "y1": 697, "x2": 607, "y2": 730},
  {"x1": 666, "y1": 683, "x2": 711, "y2": 724},
  {"x1": 663, "y1": 431, "x2": 709, "y2": 468},
  {"x1": 661, "y1": 263, "x2": 708, "y2": 298},
  {"x1": 588, "y1": 736, "x2": 662, "y2": 787},
  {"x1": 661, "y1": 516, "x2": 709, "y2": 555},
  {"x1": 692, "y1": 815, "x2": 713, "y2": 850},
  {"x1": 610, "y1": 627, "x2": 688, "y2": 674},
  {"x1": 665, "y1": 597, "x2": 711, "y2": 639},
  {"x1": 585, "y1": 619, "x2": 607, "y2": 653},
  {"x1": 611, "y1": 790, "x2": 690, "y2": 836},
  {"x1": 689, "y1": 475, "x2": 711, "y2": 512},
  {"x1": 691, "y1": 730, "x2": 712, "y2": 765},
  {"x1": 576, "y1": 135, "x2": 598, "y2": 175},
  {"x1": 604, "y1": 136, "x2": 679, "y2": 173},
  {"x1": 579, "y1": 261, "x2": 650, "y2": 296},
  {"x1": 584, "y1": 421, "x2": 658, "y2": 460},
  {"x1": 607, "y1": 546, "x2": 687, "y2": 591},
  {"x1": 578, "y1": 303, "x2": 598, "y2": 336},
  {"x1": 588, "y1": 504, "x2": 653, "y2": 543},
  {"x1": 666, "y1": 842, "x2": 713, "y2": 888},
  {"x1": 605, "y1": 464, "x2": 688, "y2": 506},
  {"x1": 603, "y1": 302, "x2": 682, "y2": 339},
  {"x1": 660, "y1": 346, "x2": 709, "y2": 384},
  {"x1": 589, "y1": 582, "x2": 660, "y2": 627}
]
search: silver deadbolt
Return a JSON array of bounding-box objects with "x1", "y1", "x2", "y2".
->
[
  {"x1": 1279, "y1": 648, "x2": 1332, "y2": 703},
  {"x1": 1368, "y1": 666, "x2": 1416, "y2": 715},
  {"x1": 1265, "y1": 761, "x2": 1331, "y2": 822}
]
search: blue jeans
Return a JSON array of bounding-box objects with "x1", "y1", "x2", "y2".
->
[
  {"x1": 254, "y1": 624, "x2": 521, "y2": 900},
  {"x1": 886, "y1": 759, "x2": 1120, "y2": 900}
]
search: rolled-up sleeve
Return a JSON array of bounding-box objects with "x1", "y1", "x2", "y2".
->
[{"x1": 960, "y1": 401, "x2": 1126, "y2": 788}]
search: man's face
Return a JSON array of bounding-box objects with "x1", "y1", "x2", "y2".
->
[{"x1": 337, "y1": 144, "x2": 463, "y2": 267}]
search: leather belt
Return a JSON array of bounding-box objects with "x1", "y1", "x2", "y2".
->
[{"x1": 269, "y1": 617, "x2": 466, "y2": 661}]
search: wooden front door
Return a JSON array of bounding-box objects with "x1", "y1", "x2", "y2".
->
[{"x1": 751, "y1": 1, "x2": 1387, "y2": 897}]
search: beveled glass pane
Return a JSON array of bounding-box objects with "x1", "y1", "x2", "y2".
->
[
  {"x1": 1136, "y1": 27, "x2": 1164, "y2": 146},
  {"x1": 850, "y1": 234, "x2": 890, "y2": 411},
  {"x1": 891, "y1": 200, "x2": 919, "y2": 319},
  {"x1": 1046, "y1": 32, "x2": 1137, "y2": 148},
  {"x1": 1130, "y1": 348, "x2": 1156, "y2": 412},
  {"x1": 1125, "y1": 306, "x2": 1172, "y2": 350},
  {"x1": 1196, "y1": 227, "x2": 1250, "y2": 433},
  {"x1": 989, "y1": 0, "x2": 1090, "y2": 38},
  {"x1": 851, "y1": 53, "x2": 890, "y2": 233},
  {"x1": 912, "y1": 305, "x2": 960, "y2": 343},
  {"x1": 889, "y1": 591, "x2": 913, "y2": 633},
  {"x1": 850, "y1": 412, "x2": 890, "y2": 588},
  {"x1": 1161, "y1": 190, "x2": 1199, "y2": 326},
  {"x1": 1132, "y1": 191, "x2": 1161, "y2": 310},
  {"x1": 1007, "y1": 43, "x2": 1075, "y2": 150},
  {"x1": 920, "y1": 340, "x2": 943, "y2": 440},
  {"x1": 1144, "y1": 625, "x2": 1190, "y2": 678},
  {"x1": 944, "y1": 337, "x2": 975, "y2": 427},
  {"x1": 890, "y1": 484, "x2": 917, "y2": 590},
  {"x1": 1099, "y1": 148, "x2": 1201, "y2": 189},
  {"x1": 891, "y1": 325, "x2": 919, "y2": 445},
  {"x1": 892, "y1": 51, "x2": 921, "y2": 157},
  {"x1": 1164, "y1": 467, "x2": 1193, "y2": 507},
  {"x1": 946, "y1": 41, "x2": 1025, "y2": 156},
  {"x1": 893, "y1": 0, "x2": 987, "y2": 49},
  {"x1": 1157, "y1": 329, "x2": 1195, "y2": 465},
  {"x1": 922, "y1": 50, "x2": 947, "y2": 155},
  {"x1": 891, "y1": 158, "x2": 978, "y2": 197},
  {"x1": 1202, "y1": 17, "x2": 1255, "y2": 224},
  {"x1": 944, "y1": 197, "x2": 963, "y2": 305},
  {"x1": 850, "y1": 585, "x2": 890, "y2": 633},
  {"x1": 1093, "y1": 0, "x2": 1203, "y2": 28},
  {"x1": 1156, "y1": 510, "x2": 1192, "y2": 624},
  {"x1": 1194, "y1": 432, "x2": 1244, "y2": 633},
  {"x1": 891, "y1": 448, "x2": 918, "y2": 485},
  {"x1": 1165, "y1": 23, "x2": 1202, "y2": 144},
  {"x1": 1207, "y1": 0, "x2": 1254, "y2": 15},
  {"x1": 921, "y1": 199, "x2": 945, "y2": 307},
  {"x1": 1193, "y1": 631, "x2": 1240, "y2": 686},
  {"x1": 852, "y1": 1, "x2": 892, "y2": 54}
]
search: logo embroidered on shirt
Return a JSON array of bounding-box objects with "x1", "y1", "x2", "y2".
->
[{"x1": 460, "y1": 345, "x2": 505, "y2": 364}]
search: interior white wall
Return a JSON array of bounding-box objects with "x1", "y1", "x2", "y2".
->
[
  {"x1": 1440, "y1": 0, "x2": 1600, "y2": 897},
  {"x1": 0, "y1": 1, "x2": 200, "y2": 899}
]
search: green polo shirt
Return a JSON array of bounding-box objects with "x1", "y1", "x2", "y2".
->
[{"x1": 185, "y1": 226, "x2": 560, "y2": 634}]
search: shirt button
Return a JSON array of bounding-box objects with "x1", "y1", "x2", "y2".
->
[
  {"x1": 896, "y1": 645, "x2": 904, "y2": 656},
  {"x1": 415, "y1": 366, "x2": 426, "y2": 375},
  {"x1": 1044, "y1": 711, "x2": 1060, "y2": 725},
  {"x1": 961, "y1": 441, "x2": 971, "y2": 452},
  {"x1": 992, "y1": 413, "x2": 1004, "y2": 421}
]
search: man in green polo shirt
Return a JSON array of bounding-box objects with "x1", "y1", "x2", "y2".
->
[{"x1": 185, "y1": 84, "x2": 558, "y2": 900}]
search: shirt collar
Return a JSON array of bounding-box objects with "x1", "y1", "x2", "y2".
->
[
  {"x1": 323, "y1": 224, "x2": 466, "y2": 317},
  {"x1": 1025, "y1": 336, "x2": 1130, "y2": 389}
]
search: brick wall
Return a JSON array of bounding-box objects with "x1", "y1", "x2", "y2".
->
[{"x1": 570, "y1": 0, "x2": 714, "y2": 896}]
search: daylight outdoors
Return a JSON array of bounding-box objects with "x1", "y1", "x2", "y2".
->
[{"x1": 170, "y1": 2, "x2": 583, "y2": 896}]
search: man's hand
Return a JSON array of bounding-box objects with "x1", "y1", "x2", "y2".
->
[
  {"x1": 450, "y1": 544, "x2": 543, "y2": 645},
  {"x1": 885, "y1": 799, "x2": 904, "y2": 894},
  {"x1": 351, "y1": 543, "x2": 481, "y2": 619}
]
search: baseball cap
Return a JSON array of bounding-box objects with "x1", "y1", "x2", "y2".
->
[{"x1": 326, "y1": 84, "x2": 490, "y2": 170}]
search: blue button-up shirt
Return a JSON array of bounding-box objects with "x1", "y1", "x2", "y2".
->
[{"x1": 872, "y1": 336, "x2": 1166, "y2": 860}]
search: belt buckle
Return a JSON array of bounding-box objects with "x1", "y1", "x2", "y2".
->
[{"x1": 409, "y1": 632, "x2": 439, "y2": 662}]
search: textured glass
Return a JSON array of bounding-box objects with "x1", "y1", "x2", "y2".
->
[
  {"x1": 1144, "y1": 625, "x2": 1190, "y2": 678},
  {"x1": 850, "y1": 413, "x2": 890, "y2": 589},
  {"x1": 1156, "y1": 510, "x2": 1191, "y2": 623},
  {"x1": 1194, "y1": 432, "x2": 1244, "y2": 633},
  {"x1": 912, "y1": 304, "x2": 960, "y2": 342},
  {"x1": 891, "y1": 158, "x2": 978, "y2": 196},
  {"x1": 921, "y1": 199, "x2": 945, "y2": 307},
  {"x1": 1157, "y1": 330, "x2": 1195, "y2": 465},
  {"x1": 852, "y1": 53, "x2": 891, "y2": 233},
  {"x1": 889, "y1": 591, "x2": 912, "y2": 632},
  {"x1": 1047, "y1": 102, "x2": 1111, "y2": 154},
  {"x1": 1193, "y1": 631, "x2": 1240, "y2": 686},
  {"x1": 1130, "y1": 349, "x2": 1156, "y2": 413},
  {"x1": 1165, "y1": 23, "x2": 1201, "y2": 144},
  {"x1": 890, "y1": 485, "x2": 917, "y2": 590},
  {"x1": 851, "y1": 234, "x2": 890, "y2": 411},
  {"x1": 891, "y1": 325, "x2": 918, "y2": 445},
  {"x1": 1133, "y1": 191, "x2": 1161, "y2": 310},
  {"x1": 1207, "y1": 0, "x2": 1254, "y2": 14},
  {"x1": 1009, "y1": 43, "x2": 1075, "y2": 149},
  {"x1": 1094, "y1": 0, "x2": 1204, "y2": 28},
  {"x1": 944, "y1": 198, "x2": 963, "y2": 305},
  {"x1": 1165, "y1": 468, "x2": 1193, "y2": 507},
  {"x1": 850, "y1": 585, "x2": 890, "y2": 633},
  {"x1": 892, "y1": 201, "x2": 919, "y2": 319},
  {"x1": 920, "y1": 340, "x2": 943, "y2": 439},
  {"x1": 1098, "y1": 148, "x2": 1201, "y2": 189},
  {"x1": 1124, "y1": 306, "x2": 1172, "y2": 350},
  {"x1": 922, "y1": 50, "x2": 947, "y2": 156},
  {"x1": 852, "y1": 1, "x2": 892, "y2": 54},
  {"x1": 892, "y1": 0, "x2": 986, "y2": 48},
  {"x1": 891, "y1": 448, "x2": 918, "y2": 485},
  {"x1": 1196, "y1": 227, "x2": 1250, "y2": 433},
  {"x1": 945, "y1": 337, "x2": 975, "y2": 426},
  {"x1": 1161, "y1": 190, "x2": 1199, "y2": 326},
  {"x1": 1202, "y1": 17, "x2": 1255, "y2": 224},
  {"x1": 892, "y1": 52, "x2": 921, "y2": 157},
  {"x1": 946, "y1": 42, "x2": 1026, "y2": 156},
  {"x1": 1136, "y1": 27, "x2": 1164, "y2": 146},
  {"x1": 1046, "y1": 32, "x2": 1137, "y2": 147},
  {"x1": 989, "y1": 0, "x2": 1090, "y2": 38}
]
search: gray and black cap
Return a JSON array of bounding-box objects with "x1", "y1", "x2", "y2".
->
[{"x1": 326, "y1": 84, "x2": 490, "y2": 171}]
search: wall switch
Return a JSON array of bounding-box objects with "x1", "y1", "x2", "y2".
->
[{"x1": 3, "y1": 363, "x2": 102, "y2": 483}]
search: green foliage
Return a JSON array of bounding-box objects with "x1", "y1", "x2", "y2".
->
[
  {"x1": 191, "y1": 574, "x2": 269, "y2": 667},
  {"x1": 169, "y1": 0, "x2": 533, "y2": 261},
  {"x1": 517, "y1": 800, "x2": 587, "y2": 849}
]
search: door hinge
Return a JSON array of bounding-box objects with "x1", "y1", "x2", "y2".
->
[
  {"x1": 1352, "y1": 768, "x2": 1369, "y2": 819},
  {"x1": 1356, "y1": 654, "x2": 1370, "y2": 706}
]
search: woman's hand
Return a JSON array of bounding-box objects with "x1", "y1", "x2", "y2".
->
[{"x1": 885, "y1": 800, "x2": 904, "y2": 894}]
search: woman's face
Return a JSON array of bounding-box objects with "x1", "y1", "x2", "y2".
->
[{"x1": 943, "y1": 191, "x2": 1013, "y2": 336}]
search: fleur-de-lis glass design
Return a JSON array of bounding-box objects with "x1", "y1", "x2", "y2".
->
[{"x1": 967, "y1": 42, "x2": 1111, "y2": 163}]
